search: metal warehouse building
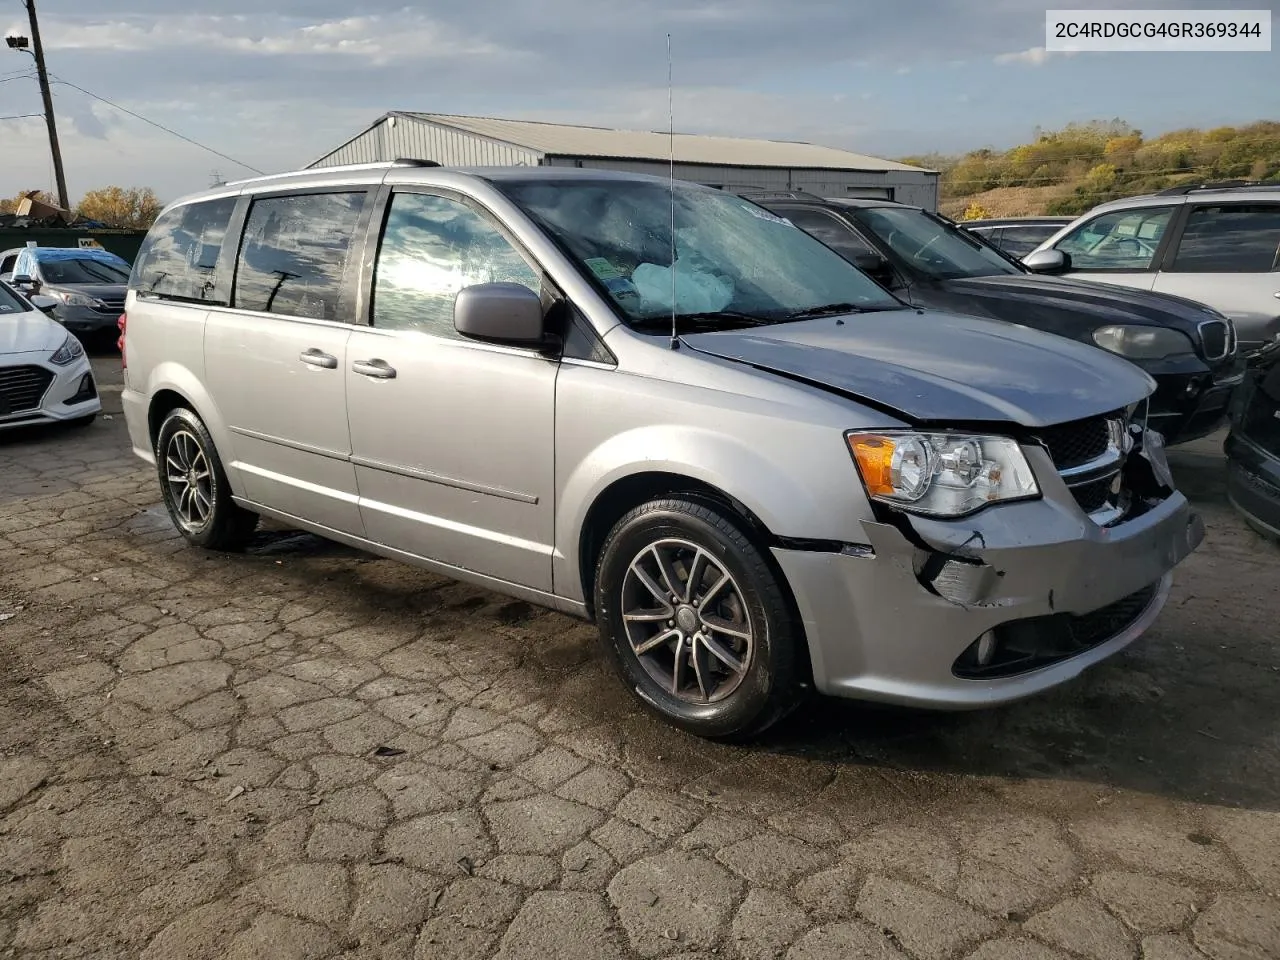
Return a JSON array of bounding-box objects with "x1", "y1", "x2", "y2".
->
[{"x1": 307, "y1": 112, "x2": 939, "y2": 210}]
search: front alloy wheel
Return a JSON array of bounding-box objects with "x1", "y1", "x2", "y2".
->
[
  {"x1": 595, "y1": 497, "x2": 805, "y2": 740},
  {"x1": 621, "y1": 539, "x2": 754, "y2": 704}
]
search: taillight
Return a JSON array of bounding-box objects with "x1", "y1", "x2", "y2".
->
[{"x1": 117, "y1": 313, "x2": 127, "y2": 367}]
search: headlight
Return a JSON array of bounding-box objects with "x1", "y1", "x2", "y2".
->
[
  {"x1": 45, "y1": 290, "x2": 102, "y2": 308},
  {"x1": 846, "y1": 431, "x2": 1040, "y2": 517},
  {"x1": 1093, "y1": 324, "x2": 1193, "y2": 359},
  {"x1": 49, "y1": 333, "x2": 85, "y2": 366}
]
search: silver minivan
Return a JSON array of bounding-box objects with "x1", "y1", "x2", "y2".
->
[{"x1": 120, "y1": 162, "x2": 1204, "y2": 738}]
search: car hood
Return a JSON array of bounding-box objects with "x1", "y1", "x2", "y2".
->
[
  {"x1": 941, "y1": 273, "x2": 1219, "y2": 332},
  {"x1": 44, "y1": 282, "x2": 127, "y2": 300},
  {"x1": 682, "y1": 309, "x2": 1154, "y2": 427},
  {"x1": 0, "y1": 309, "x2": 65, "y2": 354}
]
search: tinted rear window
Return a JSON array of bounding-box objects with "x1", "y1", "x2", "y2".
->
[
  {"x1": 233, "y1": 192, "x2": 365, "y2": 321},
  {"x1": 1171, "y1": 204, "x2": 1280, "y2": 273},
  {"x1": 132, "y1": 196, "x2": 239, "y2": 304}
]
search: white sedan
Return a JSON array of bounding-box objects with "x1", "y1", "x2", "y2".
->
[{"x1": 1, "y1": 280, "x2": 101, "y2": 430}]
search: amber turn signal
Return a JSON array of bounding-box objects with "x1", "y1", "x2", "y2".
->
[{"x1": 846, "y1": 434, "x2": 897, "y2": 497}]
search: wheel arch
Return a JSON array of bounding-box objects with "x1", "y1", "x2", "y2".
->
[
  {"x1": 578, "y1": 471, "x2": 773, "y2": 617},
  {"x1": 142, "y1": 364, "x2": 242, "y2": 495},
  {"x1": 578, "y1": 470, "x2": 816, "y2": 691}
]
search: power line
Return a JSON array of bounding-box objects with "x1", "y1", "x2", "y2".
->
[
  {"x1": 0, "y1": 112, "x2": 42, "y2": 121},
  {"x1": 0, "y1": 73, "x2": 36, "y2": 84},
  {"x1": 48, "y1": 75, "x2": 266, "y2": 175}
]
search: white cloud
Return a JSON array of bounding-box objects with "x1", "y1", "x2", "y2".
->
[
  {"x1": 43, "y1": 14, "x2": 517, "y2": 65},
  {"x1": 993, "y1": 45, "x2": 1077, "y2": 66}
]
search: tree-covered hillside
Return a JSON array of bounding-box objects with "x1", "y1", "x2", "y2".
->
[{"x1": 903, "y1": 119, "x2": 1280, "y2": 219}]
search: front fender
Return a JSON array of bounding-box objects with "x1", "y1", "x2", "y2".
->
[{"x1": 553, "y1": 422, "x2": 873, "y2": 605}]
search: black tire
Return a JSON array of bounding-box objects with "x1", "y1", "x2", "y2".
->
[
  {"x1": 155, "y1": 407, "x2": 258, "y2": 551},
  {"x1": 593, "y1": 498, "x2": 805, "y2": 740}
]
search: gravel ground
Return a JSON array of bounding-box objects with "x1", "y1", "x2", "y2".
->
[{"x1": 1, "y1": 352, "x2": 1277, "y2": 959}]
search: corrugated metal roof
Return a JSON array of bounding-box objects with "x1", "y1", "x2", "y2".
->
[{"x1": 396, "y1": 113, "x2": 932, "y2": 174}]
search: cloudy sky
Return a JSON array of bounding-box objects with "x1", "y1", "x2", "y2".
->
[{"x1": 2, "y1": 0, "x2": 1276, "y2": 204}]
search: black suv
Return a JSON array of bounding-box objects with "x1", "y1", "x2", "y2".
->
[{"x1": 753, "y1": 192, "x2": 1243, "y2": 446}]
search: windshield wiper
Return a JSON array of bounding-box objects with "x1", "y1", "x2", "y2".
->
[
  {"x1": 784, "y1": 302, "x2": 906, "y2": 320},
  {"x1": 632, "y1": 310, "x2": 775, "y2": 331}
]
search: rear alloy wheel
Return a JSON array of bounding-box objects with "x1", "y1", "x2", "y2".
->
[
  {"x1": 156, "y1": 407, "x2": 258, "y2": 550},
  {"x1": 594, "y1": 498, "x2": 804, "y2": 740}
]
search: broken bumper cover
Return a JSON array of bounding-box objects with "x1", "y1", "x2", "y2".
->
[{"x1": 773, "y1": 490, "x2": 1204, "y2": 709}]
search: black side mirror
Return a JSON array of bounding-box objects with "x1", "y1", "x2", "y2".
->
[
  {"x1": 11, "y1": 274, "x2": 38, "y2": 293},
  {"x1": 1022, "y1": 249, "x2": 1070, "y2": 274},
  {"x1": 454, "y1": 282, "x2": 546, "y2": 347}
]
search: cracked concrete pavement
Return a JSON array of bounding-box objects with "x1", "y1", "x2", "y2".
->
[{"x1": 1, "y1": 351, "x2": 1278, "y2": 959}]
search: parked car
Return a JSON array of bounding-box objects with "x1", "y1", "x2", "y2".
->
[
  {"x1": 1225, "y1": 337, "x2": 1280, "y2": 540},
  {"x1": 0, "y1": 279, "x2": 100, "y2": 430},
  {"x1": 750, "y1": 192, "x2": 1242, "y2": 446},
  {"x1": 0, "y1": 247, "x2": 24, "y2": 281},
  {"x1": 120, "y1": 163, "x2": 1204, "y2": 739},
  {"x1": 1024, "y1": 182, "x2": 1280, "y2": 354},
  {"x1": 959, "y1": 217, "x2": 1075, "y2": 258},
  {"x1": 7, "y1": 246, "x2": 131, "y2": 342}
]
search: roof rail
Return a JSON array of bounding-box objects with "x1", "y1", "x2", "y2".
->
[
  {"x1": 1155, "y1": 179, "x2": 1273, "y2": 196},
  {"x1": 732, "y1": 188, "x2": 827, "y2": 202},
  {"x1": 225, "y1": 158, "x2": 441, "y2": 187}
]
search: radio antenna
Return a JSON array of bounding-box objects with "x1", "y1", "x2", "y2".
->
[{"x1": 667, "y1": 32, "x2": 678, "y2": 351}]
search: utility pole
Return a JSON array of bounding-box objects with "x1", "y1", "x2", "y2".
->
[{"x1": 23, "y1": 0, "x2": 70, "y2": 210}]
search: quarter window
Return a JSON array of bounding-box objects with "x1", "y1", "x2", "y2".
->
[
  {"x1": 1170, "y1": 204, "x2": 1280, "y2": 273},
  {"x1": 233, "y1": 192, "x2": 365, "y2": 321},
  {"x1": 133, "y1": 197, "x2": 238, "y2": 304},
  {"x1": 371, "y1": 192, "x2": 540, "y2": 338},
  {"x1": 1055, "y1": 207, "x2": 1174, "y2": 270}
]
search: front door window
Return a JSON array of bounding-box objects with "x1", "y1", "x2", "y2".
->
[{"x1": 1055, "y1": 207, "x2": 1174, "y2": 271}]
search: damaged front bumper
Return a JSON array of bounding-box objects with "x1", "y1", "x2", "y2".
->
[{"x1": 774, "y1": 437, "x2": 1204, "y2": 709}]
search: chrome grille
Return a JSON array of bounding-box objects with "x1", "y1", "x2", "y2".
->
[
  {"x1": 1031, "y1": 411, "x2": 1130, "y2": 524},
  {"x1": 1036, "y1": 415, "x2": 1111, "y2": 470},
  {"x1": 0, "y1": 365, "x2": 54, "y2": 416},
  {"x1": 1070, "y1": 475, "x2": 1115, "y2": 514},
  {"x1": 1198, "y1": 319, "x2": 1231, "y2": 361}
]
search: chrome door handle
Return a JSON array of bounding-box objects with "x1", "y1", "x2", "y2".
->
[
  {"x1": 299, "y1": 349, "x2": 338, "y2": 369},
  {"x1": 352, "y1": 358, "x2": 396, "y2": 379}
]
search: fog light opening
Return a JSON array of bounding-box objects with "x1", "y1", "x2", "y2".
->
[
  {"x1": 63, "y1": 373, "x2": 98, "y2": 406},
  {"x1": 976, "y1": 630, "x2": 997, "y2": 666}
]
